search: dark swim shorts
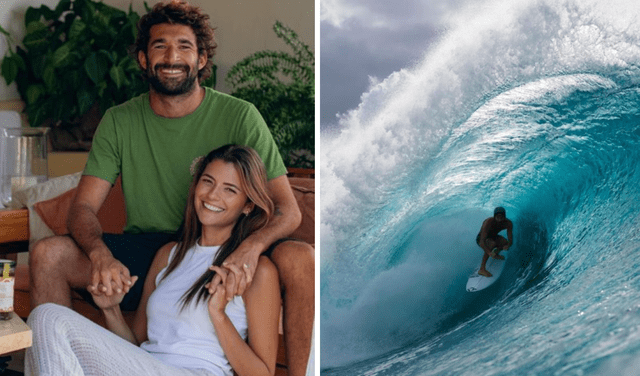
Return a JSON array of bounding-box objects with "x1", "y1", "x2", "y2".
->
[
  {"x1": 76, "y1": 232, "x2": 177, "y2": 312},
  {"x1": 476, "y1": 233, "x2": 501, "y2": 246}
]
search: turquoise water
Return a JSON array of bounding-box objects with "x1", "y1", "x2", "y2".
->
[{"x1": 321, "y1": 0, "x2": 640, "y2": 374}]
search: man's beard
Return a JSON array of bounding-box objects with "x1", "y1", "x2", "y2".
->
[{"x1": 147, "y1": 63, "x2": 198, "y2": 96}]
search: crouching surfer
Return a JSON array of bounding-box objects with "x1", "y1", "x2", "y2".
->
[{"x1": 476, "y1": 207, "x2": 513, "y2": 277}]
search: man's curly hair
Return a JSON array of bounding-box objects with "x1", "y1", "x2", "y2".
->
[{"x1": 134, "y1": 0, "x2": 217, "y2": 81}]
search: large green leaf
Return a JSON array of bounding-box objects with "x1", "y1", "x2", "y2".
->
[
  {"x1": 68, "y1": 19, "x2": 87, "y2": 40},
  {"x1": 28, "y1": 102, "x2": 48, "y2": 128},
  {"x1": 80, "y1": 0, "x2": 97, "y2": 25},
  {"x1": 127, "y1": 6, "x2": 140, "y2": 35},
  {"x1": 25, "y1": 21, "x2": 47, "y2": 36},
  {"x1": 26, "y1": 84, "x2": 45, "y2": 105},
  {"x1": 1, "y1": 52, "x2": 27, "y2": 86},
  {"x1": 42, "y1": 65, "x2": 56, "y2": 91},
  {"x1": 118, "y1": 56, "x2": 138, "y2": 72},
  {"x1": 84, "y1": 51, "x2": 109, "y2": 84},
  {"x1": 52, "y1": 42, "x2": 73, "y2": 68},
  {"x1": 1, "y1": 55, "x2": 19, "y2": 85},
  {"x1": 23, "y1": 22, "x2": 49, "y2": 50},
  {"x1": 109, "y1": 65, "x2": 126, "y2": 89},
  {"x1": 93, "y1": 12, "x2": 111, "y2": 36}
]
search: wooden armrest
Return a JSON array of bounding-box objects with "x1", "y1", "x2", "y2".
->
[
  {"x1": 286, "y1": 168, "x2": 315, "y2": 179},
  {"x1": 0, "y1": 209, "x2": 29, "y2": 244}
]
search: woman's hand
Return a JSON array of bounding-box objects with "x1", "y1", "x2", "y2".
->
[
  {"x1": 218, "y1": 242, "x2": 261, "y2": 297},
  {"x1": 211, "y1": 256, "x2": 281, "y2": 376},
  {"x1": 207, "y1": 266, "x2": 231, "y2": 321},
  {"x1": 88, "y1": 276, "x2": 138, "y2": 311}
]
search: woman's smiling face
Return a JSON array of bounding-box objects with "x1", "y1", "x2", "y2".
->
[{"x1": 195, "y1": 159, "x2": 253, "y2": 242}]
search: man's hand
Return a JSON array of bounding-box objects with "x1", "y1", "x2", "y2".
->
[
  {"x1": 88, "y1": 276, "x2": 138, "y2": 311},
  {"x1": 89, "y1": 250, "x2": 133, "y2": 297},
  {"x1": 211, "y1": 242, "x2": 261, "y2": 298}
]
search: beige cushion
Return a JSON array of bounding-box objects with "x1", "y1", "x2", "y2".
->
[
  {"x1": 34, "y1": 177, "x2": 126, "y2": 236},
  {"x1": 10, "y1": 172, "x2": 82, "y2": 245}
]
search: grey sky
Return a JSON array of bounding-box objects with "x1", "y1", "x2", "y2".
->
[{"x1": 320, "y1": 0, "x2": 468, "y2": 129}]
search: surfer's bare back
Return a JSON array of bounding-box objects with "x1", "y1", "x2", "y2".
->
[{"x1": 476, "y1": 207, "x2": 513, "y2": 277}]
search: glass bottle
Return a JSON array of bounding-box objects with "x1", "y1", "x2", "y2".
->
[{"x1": 0, "y1": 260, "x2": 16, "y2": 320}]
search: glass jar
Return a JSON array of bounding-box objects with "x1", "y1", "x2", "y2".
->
[
  {"x1": 0, "y1": 127, "x2": 49, "y2": 207},
  {"x1": 0, "y1": 259, "x2": 16, "y2": 320}
]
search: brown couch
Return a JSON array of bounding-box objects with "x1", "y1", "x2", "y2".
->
[{"x1": 11, "y1": 175, "x2": 314, "y2": 376}]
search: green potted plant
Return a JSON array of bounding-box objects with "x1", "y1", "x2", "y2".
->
[
  {"x1": 1, "y1": 0, "x2": 145, "y2": 150},
  {"x1": 0, "y1": 0, "x2": 215, "y2": 151},
  {"x1": 226, "y1": 21, "x2": 314, "y2": 169}
]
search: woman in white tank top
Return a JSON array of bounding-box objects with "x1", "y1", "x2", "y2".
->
[{"x1": 26, "y1": 145, "x2": 281, "y2": 376}]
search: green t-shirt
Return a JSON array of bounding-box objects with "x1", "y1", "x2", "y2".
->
[{"x1": 84, "y1": 88, "x2": 287, "y2": 234}]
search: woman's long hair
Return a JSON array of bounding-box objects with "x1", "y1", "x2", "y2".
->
[{"x1": 161, "y1": 144, "x2": 274, "y2": 309}]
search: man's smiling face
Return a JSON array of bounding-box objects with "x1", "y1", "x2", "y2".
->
[{"x1": 139, "y1": 23, "x2": 206, "y2": 96}]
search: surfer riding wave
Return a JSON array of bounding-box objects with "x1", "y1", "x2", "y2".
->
[{"x1": 476, "y1": 207, "x2": 513, "y2": 277}]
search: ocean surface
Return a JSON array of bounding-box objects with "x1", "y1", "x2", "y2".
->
[{"x1": 320, "y1": 0, "x2": 640, "y2": 374}]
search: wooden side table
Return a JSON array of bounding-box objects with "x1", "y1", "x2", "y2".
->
[
  {"x1": 0, "y1": 209, "x2": 29, "y2": 243},
  {"x1": 0, "y1": 312, "x2": 32, "y2": 355},
  {"x1": 0, "y1": 208, "x2": 29, "y2": 260}
]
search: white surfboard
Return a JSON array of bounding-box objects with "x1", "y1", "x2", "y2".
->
[{"x1": 466, "y1": 251, "x2": 508, "y2": 292}]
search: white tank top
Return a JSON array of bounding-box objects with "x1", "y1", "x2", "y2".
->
[{"x1": 140, "y1": 243, "x2": 248, "y2": 375}]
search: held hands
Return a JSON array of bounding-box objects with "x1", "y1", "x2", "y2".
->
[
  {"x1": 89, "y1": 252, "x2": 133, "y2": 297},
  {"x1": 207, "y1": 266, "x2": 232, "y2": 320},
  {"x1": 88, "y1": 276, "x2": 139, "y2": 311},
  {"x1": 210, "y1": 243, "x2": 260, "y2": 298}
]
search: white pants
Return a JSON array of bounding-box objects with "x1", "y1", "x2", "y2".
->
[
  {"x1": 306, "y1": 321, "x2": 315, "y2": 376},
  {"x1": 25, "y1": 303, "x2": 214, "y2": 376}
]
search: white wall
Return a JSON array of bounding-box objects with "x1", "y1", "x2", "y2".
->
[{"x1": 0, "y1": 0, "x2": 315, "y2": 100}]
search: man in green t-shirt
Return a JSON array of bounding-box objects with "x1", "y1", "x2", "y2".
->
[{"x1": 28, "y1": 2, "x2": 314, "y2": 375}]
